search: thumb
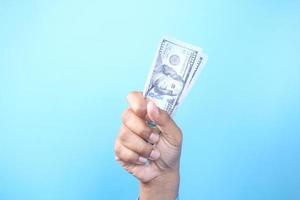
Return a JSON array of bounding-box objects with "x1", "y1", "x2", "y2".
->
[{"x1": 147, "y1": 101, "x2": 182, "y2": 146}]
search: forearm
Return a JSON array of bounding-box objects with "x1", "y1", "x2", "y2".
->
[{"x1": 139, "y1": 171, "x2": 180, "y2": 200}]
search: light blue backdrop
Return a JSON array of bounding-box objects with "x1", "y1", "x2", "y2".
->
[{"x1": 0, "y1": 0, "x2": 299, "y2": 199}]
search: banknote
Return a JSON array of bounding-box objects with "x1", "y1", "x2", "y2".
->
[{"x1": 143, "y1": 37, "x2": 207, "y2": 116}]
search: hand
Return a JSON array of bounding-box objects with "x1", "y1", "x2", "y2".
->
[{"x1": 114, "y1": 92, "x2": 183, "y2": 200}]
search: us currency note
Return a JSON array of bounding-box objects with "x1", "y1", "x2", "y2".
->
[{"x1": 143, "y1": 37, "x2": 207, "y2": 116}]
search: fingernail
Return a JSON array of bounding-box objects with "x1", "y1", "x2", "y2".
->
[
  {"x1": 148, "y1": 101, "x2": 160, "y2": 117},
  {"x1": 149, "y1": 149, "x2": 160, "y2": 160},
  {"x1": 138, "y1": 156, "x2": 148, "y2": 164},
  {"x1": 149, "y1": 133, "x2": 160, "y2": 143}
]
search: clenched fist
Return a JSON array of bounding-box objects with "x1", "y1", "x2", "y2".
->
[{"x1": 114, "y1": 92, "x2": 182, "y2": 200}]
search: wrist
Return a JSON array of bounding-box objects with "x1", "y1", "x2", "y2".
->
[{"x1": 139, "y1": 170, "x2": 180, "y2": 200}]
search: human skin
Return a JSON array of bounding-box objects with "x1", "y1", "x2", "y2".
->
[{"x1": 114, "y1": 92, "x2": 183, "y2": 200}]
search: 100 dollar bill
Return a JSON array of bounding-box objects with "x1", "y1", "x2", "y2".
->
[{"x1": 143, "y1": 37, "x2": 207, "y2": 116}]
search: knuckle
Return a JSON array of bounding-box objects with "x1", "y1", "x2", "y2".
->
[
  {"x1": 115, "y1": 156, "x2": 120, "y2": 161},
  {"x1": 118, "y1": 129, "x2": 128, "y2": 143},
  {"x1": 121, "y1": 109, "x2": 131, "y2": 124},
  {"x1": 114, "y1": 141, "x2": 121, "y2": 156}
]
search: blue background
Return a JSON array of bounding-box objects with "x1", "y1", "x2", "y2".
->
[{"x1": 0, "y1": 0, "x2": 299, "y2": 199}]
